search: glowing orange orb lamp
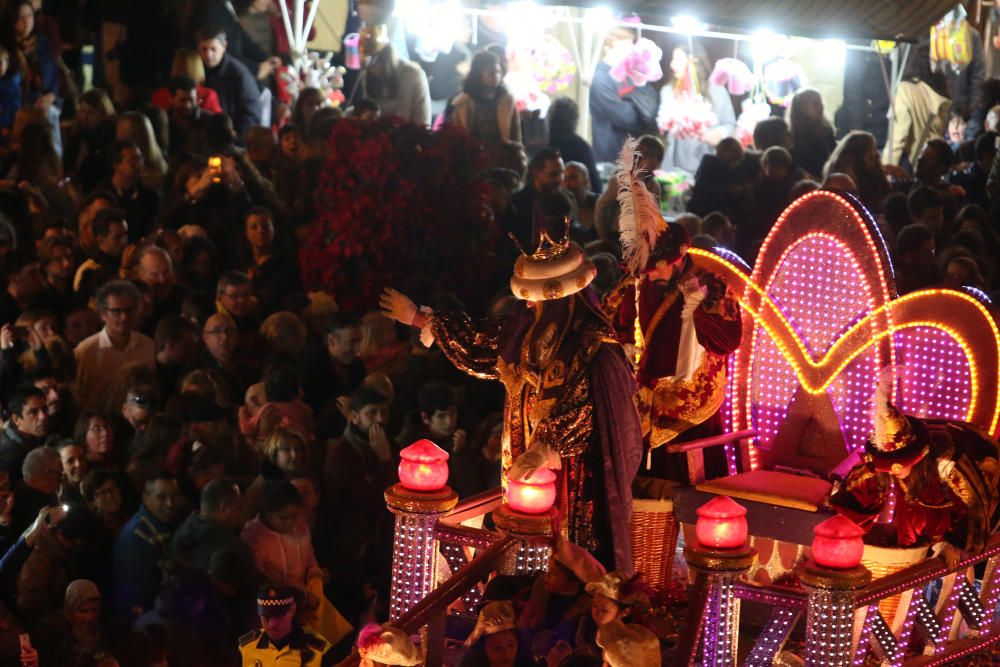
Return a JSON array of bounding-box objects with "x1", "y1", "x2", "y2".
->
[{"x1": 507, "y1": 468, "x2": 557, "y2": 514}]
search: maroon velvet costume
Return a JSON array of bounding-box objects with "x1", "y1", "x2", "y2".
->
[
  {"x1": 831, "y1": 420, "x2": 1000, "y2": 552},
  {"x1": 603, "y1": 263, "x2": 742, "y2": 479}
]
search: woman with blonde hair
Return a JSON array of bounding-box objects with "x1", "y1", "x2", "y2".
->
[
  {"x1": 241, "y1": 426, "x2": 310, "y2": 523},
  {"x1": 115, "y1": 111, "x2": 168, "y2": 191},
  {"x1": 150, "y1": 48, "x2": 223, "y2": 113},
  {"x1": 262, "y1": 427, "x2": 310, "y2": 472},
  {"x1": 14, "y1": 309, "x2": 58, "y2": 342}
]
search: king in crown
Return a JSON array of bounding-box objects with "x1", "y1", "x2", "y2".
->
[{"x1": 380, "y1": 219, "x2": 643, "y2": 571}]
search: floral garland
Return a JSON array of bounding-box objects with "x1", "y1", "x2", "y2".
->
[
  {"x1": 607, "y1": 38, "x2": 663, "y2": 88},
  {"x1": 299, "y1": 117, "x2": 497, "y2": 313},
  {"x1": 508, "y1": 34, "x2": 577, "y2": 95},
  {"x1": 658, "y1": 93, "x2": 718, "y2": 141}
]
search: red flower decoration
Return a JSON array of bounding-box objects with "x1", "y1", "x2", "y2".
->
[{"x1": 300, "y1": 118, "x2": 497, "y2": 312}]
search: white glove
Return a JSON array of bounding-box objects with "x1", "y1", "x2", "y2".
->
[
  {"x1": 418, "y1": 306, "x2": 436, "y2": 348},
  {"x1": 679, "y1": 277, "x2": 707, "y2": 320},
  {"x1": 379, "y1": 288, "x2": 418, "y2": 325},
  {"x1": 509, "y1": 442, "x2": 562, "y2": 482}
]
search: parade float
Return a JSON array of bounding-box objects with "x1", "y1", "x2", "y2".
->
[{"x1": 368, "y1": 187, "x2": 1000, "y2": 666}]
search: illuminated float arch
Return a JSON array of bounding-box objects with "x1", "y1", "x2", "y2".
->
[{"x1": 690, "y1": 190, "x2": 1000, "y2": 475}]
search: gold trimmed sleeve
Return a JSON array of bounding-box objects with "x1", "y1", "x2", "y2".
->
[
  {"x1": 430, "y1": 310, "x2": 502, "y2": 380},
  {"x1": 531, "y1": 371, "x2": 594, "y2": 458},
  {"x1": 942, "y1": 456, "x2": 998, "y2": 553}
]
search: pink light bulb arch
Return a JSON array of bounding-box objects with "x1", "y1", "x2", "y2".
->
[
  {"x1": 690, "y1": 190, "x2": 1000, "y2": 473},
  {"x1": 750, "y1": 233, "x2": 882, "y2": 456}
]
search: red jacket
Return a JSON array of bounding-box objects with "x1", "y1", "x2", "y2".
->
[{"x1": 150, "y1": 84, "x2": 223, "y2": 114}]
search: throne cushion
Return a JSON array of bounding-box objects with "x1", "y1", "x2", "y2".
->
[{"x1": 696, "y1": 470, "x2": 832, "y2": 512}]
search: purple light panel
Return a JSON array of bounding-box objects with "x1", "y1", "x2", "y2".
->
[
  {"x1": 722, "y1": 354, "x2": 738, "y2": 474},
  {"x1": 893, "y1": 328, "x2": 972, "y2": 422},
  {"x1": 750, "y1": 234, "x2": 879, "y2": 454}
]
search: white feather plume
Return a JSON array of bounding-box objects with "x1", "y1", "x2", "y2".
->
[{"x1": 616, "y1": 139, "x2": 666, "y2": 276}]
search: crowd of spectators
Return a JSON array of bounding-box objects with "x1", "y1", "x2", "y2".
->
[{"x1": 0, "y1": 1, "x2": 996, "y2": 665}]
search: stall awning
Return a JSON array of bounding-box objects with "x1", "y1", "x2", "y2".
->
[{"x1": 563, "y1": 0, "x2": 957, "y2": 42}]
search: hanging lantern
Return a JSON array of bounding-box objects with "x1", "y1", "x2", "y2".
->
[
  {"x1": 398, "y1": 440, "x2": 449, "y2": 492},
  {"x1": 507, "y1": 468, "x2": 557, "y2": 514},
  {"x1": 695, "y1": 496, "x2": 748, "y2": 549},
  {"x1": 811, "y1": 515, "x2": 865, "y2": 570}
]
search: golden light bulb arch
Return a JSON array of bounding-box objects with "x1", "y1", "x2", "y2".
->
[{"x1": 689, "y1": 251, "x2": 1000, "y2": 439}]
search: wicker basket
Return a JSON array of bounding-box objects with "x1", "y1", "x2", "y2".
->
[
  {"x1": 861, "y1": 543, "x2": 929, "y2": 629},
  {"x1": 630, "y1": 498, "x2": 678, "y2": 594}
]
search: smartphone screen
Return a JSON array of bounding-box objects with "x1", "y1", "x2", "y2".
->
[{"x1": 208, "y1": 156, "x2": 223, "y2": 183}]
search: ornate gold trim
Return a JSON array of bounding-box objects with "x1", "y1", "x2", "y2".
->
[
  {"x1": 492, "y1": 503, "x2": 555, "y2": 537},
  {"x1": 796, "y1": 561, "x2": 871, "y2": 591},
  {"x1": 385, "y1": 484, "x2": 459, "y2": 514},
  {"x1": 683, "y1": 544, "x2": 757, "y2": 573}
]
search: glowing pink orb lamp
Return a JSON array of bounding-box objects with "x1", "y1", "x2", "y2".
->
[
  {"x1": 696, "y1": 496, "x2": 749, "y2": 550},
  {"x1": 812, "y1": 515, "x2": 865, "y2": 570},
  {"x1": 398, "y1": 439, "x2": 449, "y2": 492}
]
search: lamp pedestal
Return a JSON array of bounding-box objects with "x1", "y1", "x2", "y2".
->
[
  {"x1": 798, "y1": 561, "x2": 871, "y2": 667},
  {"x1": 492, "y1": 503, "x2": 555, "y2": 576},
  {"x1": 679, "y1": 543, "x2": 756, "y2": 667},
  {"x1": 385, "y1": 483, "x2": 458, "y2": 621}
]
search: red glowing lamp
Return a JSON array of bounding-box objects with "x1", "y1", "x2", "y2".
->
[
  {"x1": 695, "y1": 496, "x2": 748, "y2": 549},
  {"x1": 507, "y1": 468, "x2": 557, "y2": 514},
  {"x1": 812, "y1": 515, "x2": 865, "y2": 570},
  {"x1": 398, "y1": 439, "x2": 449, "y2": 492}
]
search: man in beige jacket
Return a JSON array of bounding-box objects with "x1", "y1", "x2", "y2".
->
[{"x1": 886, "y1": 58, "x2": 952, "y2": 168}]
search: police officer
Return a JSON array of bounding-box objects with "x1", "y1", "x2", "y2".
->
[{"x1": 239, "y1": 585, "x2": 334, "y2": 666}]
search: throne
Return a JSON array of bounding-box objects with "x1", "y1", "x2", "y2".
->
[{"x1": 669, "y1": 190, "x2": 1000, "y2": 583}]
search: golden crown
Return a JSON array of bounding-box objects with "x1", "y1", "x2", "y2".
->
[{"x1": 510, "y1": 217, "x2": 572, "y2": 261}]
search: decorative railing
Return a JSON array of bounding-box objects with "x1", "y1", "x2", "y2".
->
[
  {"x1": 373, "y1": 482, "x2": 555, "y2": 666},
  {"x1": 678, "y1": 532, "x2": 1000, "y2": 666},
  {"x1": 375, "y1": 436, "x2": 1000, "y2": 667},
  {"x1": 851, "y1": 537, "x2": 1000, "y2": 666},
  {"x1": 434, "y1": 489, "x2": 505, "y2": 615},
  {"x1": 335, "y1": 530, "x2": 516, "y2": 667},
  {"x1": 397, "y1": 535, "x2": 518, "y2": 666}
]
